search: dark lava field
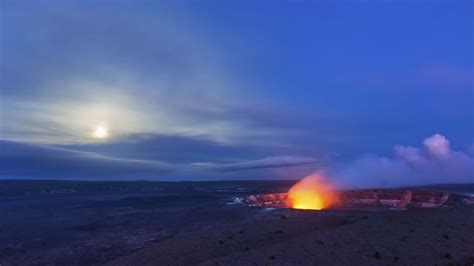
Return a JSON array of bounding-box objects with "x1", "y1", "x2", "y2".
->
[{"x1": 0, "y1": 180, "x2": 473, "y2": 265}]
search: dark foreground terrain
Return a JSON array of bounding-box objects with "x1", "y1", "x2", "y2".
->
[{"x1": 0, "y1": 180, "x2": 473, "y2": 265}]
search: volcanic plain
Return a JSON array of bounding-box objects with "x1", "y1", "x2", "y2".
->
[{"x1": 0, "y1": 180, "x2": 473, "y2": 265}]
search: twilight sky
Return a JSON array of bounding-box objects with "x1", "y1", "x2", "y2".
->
[{"x1": 1, "y1": 0, "x2": 473, "y2": 186}]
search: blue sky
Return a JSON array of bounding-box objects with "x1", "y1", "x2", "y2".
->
[{"x1": 1, "y1": 0, "x2": 473, "y2": 185}]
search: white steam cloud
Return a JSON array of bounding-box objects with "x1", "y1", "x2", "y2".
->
[{"x1": 332, "y1": 134, "x2": 474, "y2": 188}]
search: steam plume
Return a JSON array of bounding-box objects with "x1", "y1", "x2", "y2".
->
[{"x1": 331, "y1": 134, "x2": 474, "y2": 188}]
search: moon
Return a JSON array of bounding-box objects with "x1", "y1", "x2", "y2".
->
[{"x1": 93, "y1": 126, "x2": 109, "y2": 139}]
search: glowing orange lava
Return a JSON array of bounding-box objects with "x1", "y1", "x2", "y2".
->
[{"x1": 288, "y1": 173, "x2": 335, "y2": 210}]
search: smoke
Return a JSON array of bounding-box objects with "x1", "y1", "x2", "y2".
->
[{"x1": 330, "y1": 134, "x2": 474, "y2": 188}]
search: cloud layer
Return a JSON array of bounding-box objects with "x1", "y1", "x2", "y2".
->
[
  {"x1": 0, "y1": 141, "x2": 174, "y2": 179},
  {"x1": 1, "y1": 134, "x2": 472, "y2": 185},
  {"x1": 0, "y1": 139, "x2": 321, "y2": 180}
]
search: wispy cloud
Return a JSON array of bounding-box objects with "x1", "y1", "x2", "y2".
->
[
  {"x1": 0, "y1": 140, "x2": 174, "y2": 179},
  {"x1": 0, "y1": 139, "x2": 323, "y2": 180},
  {"x1": 0, "y1": 3, "x2": 292, "y2": 146},
  {"x1": 210, "y1": 156, "x2": 323, "y2": 172}
]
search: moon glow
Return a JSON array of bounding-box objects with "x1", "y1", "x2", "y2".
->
[{"x1": 93, "y1": 126, "x2": 109, "y2": 139}]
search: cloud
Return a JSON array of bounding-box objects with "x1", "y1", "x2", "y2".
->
[
  {"x1": 0, "y1": 140, "x2": 174, "y2": 180},
  {"x1": 59, "y1": 133, "x2": 270, "y2": 164},
  {"x1": 210, "y1": 157, "x2": 322, "y2": 172},
  {"x1": 2, "y1": 134, "x2": 471, "y2": 184},
  {"x1": 331, "y1": 134, "x2": 474, "y2": 188},
  {"x1": 422, "y1": 133, "x2": 450, "y2": 158},
  {"x1": 0, "y1": 139, "x2": 323, "y2": 181},
  {"x1": 1, "y1": 3, "x2": 293, "y2": 146},
  {"x1": 1, "y1": 2, "x2": 473, "y2": 165}
]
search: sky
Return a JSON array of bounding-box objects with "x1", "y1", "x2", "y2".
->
[{"x1": 0, "y1": 0, "x2": 473, "y2": 186}]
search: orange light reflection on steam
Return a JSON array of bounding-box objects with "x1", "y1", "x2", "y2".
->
[{"x1": 288, "y1": 173, "x2": 335, "y2": 210}]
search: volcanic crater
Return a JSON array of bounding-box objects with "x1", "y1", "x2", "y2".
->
[{"x1": 238, "y1": 189, "x2": 474, "y2": 210}]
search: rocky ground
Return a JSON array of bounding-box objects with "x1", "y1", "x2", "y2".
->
[
  {"x1": 0, "y1": 180, "x2": 473, "y2": 266},
  {"x1": 109, "y1": 206, "x2": 474, "y2": 266}
]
